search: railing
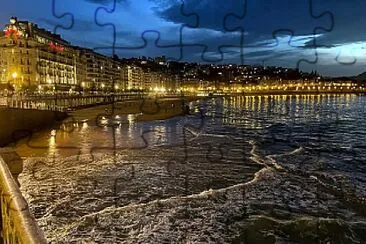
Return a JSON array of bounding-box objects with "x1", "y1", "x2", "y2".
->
[
  {"x1": 0, "y1": 148, "x2": 47, "y2": 244},
  {"x1": 3, "y1": 93, "x2": 146, "y2": 111}
]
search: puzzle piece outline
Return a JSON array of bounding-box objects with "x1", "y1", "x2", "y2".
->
[
  {"x1": 222, "y1": 0, "x2": 335, "y2": 68},
  {"x1": 8, "y1": 1, "x2": 366, "y2": 242}
]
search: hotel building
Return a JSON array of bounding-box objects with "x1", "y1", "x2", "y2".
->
[{"x1": 0, "y1": 17, "x2": 78, "y2": 92}]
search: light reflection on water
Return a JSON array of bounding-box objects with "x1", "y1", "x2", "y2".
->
[
  {"x1": 15, "y1": 94, "x2": 366, "y2": 243},
  {"x1": 15, "y1": 94, "x2": 366, "y2": 159}
]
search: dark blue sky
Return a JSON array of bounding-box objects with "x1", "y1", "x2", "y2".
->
[{"x1": 1, "y1": 0, "x2": 365, "y2": 76}]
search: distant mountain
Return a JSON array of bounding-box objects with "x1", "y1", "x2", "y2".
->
[
  {"x1": 328, "y1": 72, "x2": 366, "y2": 82},
  {"x1": 353, "y1": 72, "x2": 366, "y2": 81}
]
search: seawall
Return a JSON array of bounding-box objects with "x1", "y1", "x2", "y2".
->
[{"x1": 0, "y1": 108, "x2": 67, "y2": 147}]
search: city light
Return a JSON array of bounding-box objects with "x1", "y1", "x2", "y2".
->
[{"x1": 1, "y1": 17, "x2": 365, "y2": 100}]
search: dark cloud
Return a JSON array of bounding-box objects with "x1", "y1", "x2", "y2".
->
[
  {"x1": 147, "y1": 0, "x2": 366, "y2": 75},
  {"x1": 152, "y1": 0, "x2": 243, "y2": 30},
  {"x1": 10, "y1": 0, "x2": 365, "y2": 75},
  {"x1": 303, "y1": 0, "x2": 366, "y2": 48},
  {"x1": 151, "y1": 0, "x2": 333, "y2": 45},
  {"x1": 151, "y1": 0, "x2": 366, "y2": 51}
]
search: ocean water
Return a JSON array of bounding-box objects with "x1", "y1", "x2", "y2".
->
[{"x1": 17, "y1": 94, "x2": 366, "y2": 243}]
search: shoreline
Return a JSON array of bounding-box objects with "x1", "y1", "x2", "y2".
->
[
  {"x1": 68, "y1": 92, "x2": 365, "y2": 122},
  {"x1": 3, "y1": 92, "x2": 363, "y2": 148},
  {"x1": 17, "y1": 93, "x2": 366, "y2": 243},
  {"x1": 69, "y1": 95, "x2": 204, "y2": 123},
  {"x1": 3, "y1": 96, "x2": 203, "y2": 149}
]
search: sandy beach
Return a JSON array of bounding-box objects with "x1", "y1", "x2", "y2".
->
[{"x1": 70, "y1": 96, "x2": 202, "y2": 123}]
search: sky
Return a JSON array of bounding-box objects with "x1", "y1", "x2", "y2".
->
[{"x1": 1, "y1": 0, "x2": 366, "y2": 77}]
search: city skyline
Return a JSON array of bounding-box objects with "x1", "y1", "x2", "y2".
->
[
  {"x1": 2, "y1": 16, "x2": 365, "y2": 99},
  {"x1": 2, "y1": 0, "x2": 366, "y2": 77},
  {"x1": 1, "y1": 2, "x2": 366, "y2": 243}
]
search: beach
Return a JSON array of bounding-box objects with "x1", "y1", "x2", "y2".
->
[{"x1": 70, "y1": 96, "x2": 202, "y2": 123}]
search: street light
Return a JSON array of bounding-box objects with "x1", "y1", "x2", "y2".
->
[
  {"x1": 12, "y1": 72, "x2": 18, "y2": 79},
  {"x1": 11, "y1": 72, "x2": 18, "y2": 92},
  {"x1": 81, "y1": 82, "x2": 85, "y2": 94}
]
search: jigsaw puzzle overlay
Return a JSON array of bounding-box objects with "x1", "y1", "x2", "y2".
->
[
  {"x1": 4, "y1": 0, "x2": 366, "y2": 243},
  {"x1": 16, "y1": 95, "x2": 366, "y2": 243}
]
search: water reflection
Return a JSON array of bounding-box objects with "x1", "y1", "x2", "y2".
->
[
  {"x1": 16, "y1": 94, "x2": 366, "y2": 243},
  {"x1": 48, "y1": 131, "x2": 56, "y2": 157},
  {"x1": 216, "y1": 94, "x2": 362, "y2": 129},
  {"x1": 15, "y1": 94, "x2": 365, "y2": 159}
]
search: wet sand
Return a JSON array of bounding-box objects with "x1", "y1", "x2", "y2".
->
[{"x1": 70, "y1": 96, "x2": 202, "y2": 123}]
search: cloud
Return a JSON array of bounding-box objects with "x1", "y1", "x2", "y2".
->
[
  {"x1": 151, "y1": 0, "x2": 333, "y2": 45},
  {"x1": 23, "y1": 0, "x2": 366, "y2": 76}
]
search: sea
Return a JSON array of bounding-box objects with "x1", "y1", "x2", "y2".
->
[{"x1": 15, "y1": 94, "x2": 366, "y2": 243}]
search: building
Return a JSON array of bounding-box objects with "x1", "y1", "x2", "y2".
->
[
  {"x1": 0, "y1": 17, "x2": 78, "y2": 93},
  {"x1": 121, "y1": 65, "x2": 132, "y2": 91},
  {"x1": 129, "y1": 66, "x2": 143, "y2": 90},
  {"x1": 0, "y1": 17, "x2": 180, "y2": 94},
  {"x1": 181, "y1": 77, "x2": 200, "y2": 92},
  {"x1": 77, "y1": 48, "x2": 124, "y2": 92}
]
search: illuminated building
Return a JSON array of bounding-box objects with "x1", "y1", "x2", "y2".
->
[
  {"x1": 0, "y1": 17, "x2": 77, "y2": 92},
  {"x1": 122, "y1": 65, "x2": 143, "y2": 90},
  {"x1": 76, "y1": 48, "x2": 124, "y2": 92},
  {"x1": 0, "y1": 17, "x2": 126, "y2": 93}
]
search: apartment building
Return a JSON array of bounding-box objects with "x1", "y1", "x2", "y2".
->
[
  {"x1": 0, "y1": 17, "x2": 77, "y2": 92},
  {"x1": 77, "y1": 48, "x2": 124, "y2": 92},
  {"x1": 0, "y1": 17, "x2": 178, "y2": 94}
]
